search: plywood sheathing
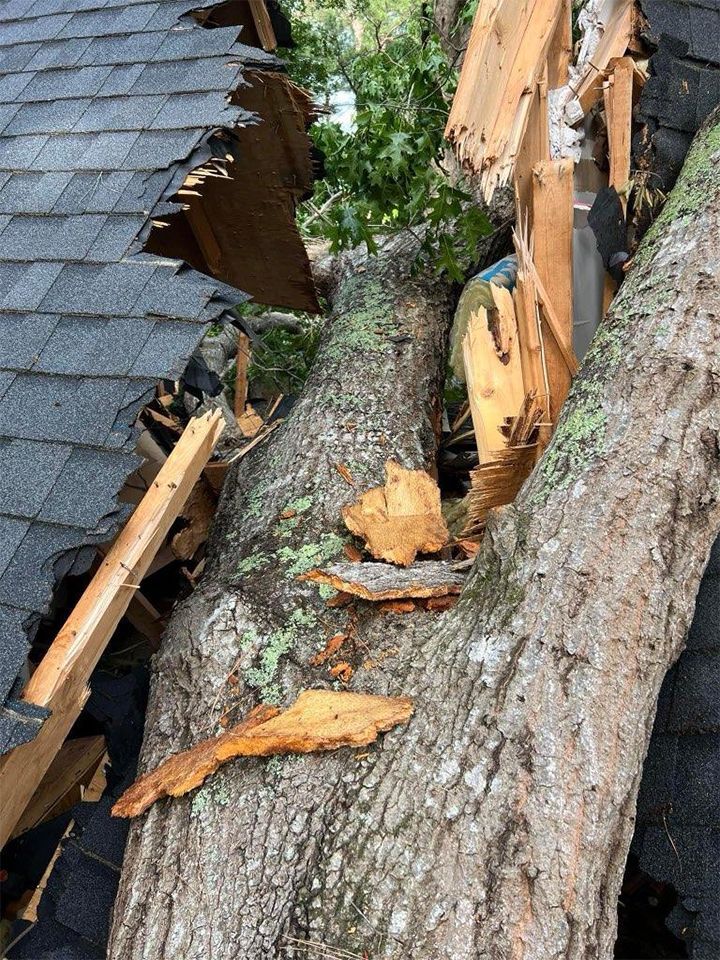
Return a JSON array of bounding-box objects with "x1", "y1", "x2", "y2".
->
[
  {"x1": 445, "y1": 0, "x2": 564, "y2": 201},
  {"x1": 570, "y1": 0, "x2": 634, "y2": 116}
]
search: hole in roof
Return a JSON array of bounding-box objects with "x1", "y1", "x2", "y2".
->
[
  {"x1": 143, "y1": 70, "x2": 319, "y2": 314},
  {"x1": 191, "y1": 1, "x2": 288, "y2": 52}
]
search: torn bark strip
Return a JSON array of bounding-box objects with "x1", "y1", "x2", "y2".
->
[
  {"x1": 301, "y1": 561, "x2": 465, "y2": 602},
  {"x1": 112, "y1": 690, "x2": 413, "y2": 818}
]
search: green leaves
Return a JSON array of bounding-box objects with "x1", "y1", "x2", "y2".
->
[{"x1": 282, "y1": 1, "x2": 492, "y2": 279}]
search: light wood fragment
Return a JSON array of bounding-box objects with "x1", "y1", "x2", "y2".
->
[
  {"x1": 605, "y1": 56, "x2": 634, "y2": 205},
  {"x1": 249, "y1": 0, "x2": 277, "y2": 51},
  {"x1": 446, "y1": 0, "x2": 563, "y2": 201},
  {"x1": 342, "y1": 461, "x2": 449, "y2": 567},
  {"x1": 0, "y1": 411, "x2": 225, "y2": 848},
  {"x1": 113, "y1": 691, "x2": 413, "y2": 818},
  {"x1": 463, "y1": 287, "x2": 525, "y2": 465},
  {"x1": 547, "y1": 0, "x2": 572, "y2": 86},
  {"x1": 300, "y1": 561, "x2": 465, "y2": 602},
  {"x1": 532, "y1": 158, "x2": 575, "y2": 423}
]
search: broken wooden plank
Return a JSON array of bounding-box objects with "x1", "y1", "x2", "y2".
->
[
  {"x1": 300, "y1": 561, "x2": 466, "y2": 602},
  {"x1": 463, "y1": 287, "x2": 525, "y2": 464},
  {"x1": 234, "y1": 331, "x2": 251, "y2": 421},
  {"x1": 571, "y1": 0, "x2": 634, "y2": 115},
  {"x1": 124, "y1": 590, "x2": 165, "y2": 648},
  {"x1": 605, "y1": 56, "x2": 634, "y2": 204},
  {"x1": 514, "y1": 68, "x2": 550, "y2": 227},
  {"x1": 0, "y1": 410, "x2": 225, "y2": 848},
  {"x1": 446, "y1": 0, "x2": 563, "y2": 201},
  {"x1": 513, "y1": 227, "x2": 550, "y2": 449},
  {"x1": 249, "y1": 0, "x2": 277, "y2": 52},
  {"x1": 547, "y1": 0, "x2": 572, "y2": 87},
  {"x1": 11, "y1": 735, "x2": 106, "y2": 839},
  {"x1": 532, "y1": 158, "x2": 575, "y2": 424},
  {"x1": 342, "y1": 460, "x2": 449, "y2": 567},
  {"x1": 112, "y1": 690, "x2": 414, "y2": 818}
]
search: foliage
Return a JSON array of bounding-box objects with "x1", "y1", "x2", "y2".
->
[{"x1": 281, "y1": 0, "x2": 491, "y2": 280}]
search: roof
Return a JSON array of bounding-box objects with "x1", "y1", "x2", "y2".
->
[
  {"x1": 0, "y1": 0, "x2": 316, "y2": 753},
  {"x1": 632, "y1": 535, "x2": 720, "y2": 960}
]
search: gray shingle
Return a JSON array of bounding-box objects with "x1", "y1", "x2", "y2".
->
[
  {"x1": 0, "y1": 171, "x2": 74, "y2": 213},
  {"x1": 32, "y1": 131, "x2": 139, "y2": 171},
  {"x1": 73, "y1": 93, "x2": 164, "y2": 134},
  {"x1": 77, "y1": 29, "x2": 164, "y2": 68},
  {"x1": 0, "y1": 41, "x2": 41, "y2": 72},
  {"x1": 0, "y1": 437, "x2": 72, "y2": 519},
  {"x1": 129, "y1": 57, "x2": 242, "y2": 96},
  {"x1": 40, "y1": 446, "x2": 139, "y2": 528},
  {"x1": 0, "y1": 372, "x2": 136, "y2": 444},
  {"x1": 34, "y1": 314, "x2": 153, "y2": 375},
  {"x1": 0, "y1": 72, "x2": 34, "y2": 102},
  {"x1": 23, "y1": 35, "x2": 93, "y2": 71},
  {"x1": 0, "y1": 133, "x2": 48, "y2": 169},
  {"x1": 0, "y1": 13, "x2": 72, "y2": 45},
  {"x1": 0, "y1": 312, "x2": 59, "y2": 367},
  {"x1": 1, "y1": 261, "x2": 65, "y2": 310},
  {"x1": 40, "y1": 261, "x2": 155, "y2": 315},
  {"x1": 0, "y1": 213, "x2": 106, "y2": 260},
  {"x1": 87, "y1": 213, "x2": 143, "y2": 260},
  {"x1": 668, "y1": 651, "x2": 720, "y2": 733},
  {"x1": 96, "y1": 62, "x2": 144, "y2": 96},
  {"x1": 17, "y1": 64, "x2": 113, "y2": 102},
  {"x1": 0, "y1": 516, "x2": 30, "y2": 580},
  {"x1": 130, "y1": 317, "x2": 205, "y2": 377},
  {"x1": 5, "y1": 97, "x2": 91, "y2": 135},
  {"x1": 57, "y1": 3, "x2": 159, "y2": 39},
  {"x1": 0, "y1": 520, "x2": 92, "y2": 610},
  {"x1": 124, "y1": 128, "x2": 203, "y2": 169}
]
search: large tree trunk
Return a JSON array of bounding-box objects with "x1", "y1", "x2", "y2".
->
[{"x1": 111, "y1": 120, "x2": 720, "y2": 960}]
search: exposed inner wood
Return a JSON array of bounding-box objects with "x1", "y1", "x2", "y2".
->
[
  {"x1": 112, "y1": 691, "x2": 414, "y2": 818},
  {"x1": 145, "y1": 71, "x2": 319, "y2": 313},
  {"x1": 300, "y1": 561, "x2": 466, "y2": 601}
]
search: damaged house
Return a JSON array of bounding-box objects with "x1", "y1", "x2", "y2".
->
[
  {"x1": 0, "y1": 0, "x2": 318, "y2": 953},
  {"x1": 0, "y1": 0, "x2": 719, "y2": 958}
]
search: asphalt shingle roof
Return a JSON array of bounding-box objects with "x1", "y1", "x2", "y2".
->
[{"x1": 0, "y1": 0, "x2": 287, "y2": 752}]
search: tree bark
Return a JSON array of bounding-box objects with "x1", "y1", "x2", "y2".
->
[{"x1": 111, "y1": 120, "x2": 720, "y2": 960}]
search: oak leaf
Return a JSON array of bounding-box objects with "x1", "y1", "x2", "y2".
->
[{"x1": 341, "y1": 460, "x2": 449, "y2": 566}]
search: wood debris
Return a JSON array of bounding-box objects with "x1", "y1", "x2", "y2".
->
[
  {"x1": 463, "y1": 283, "x2": 525, "y2": 465},
  {"x1": 301, "y1": 561, "x2": 465, "y2": 602},
  {"x1": 112, "y1": 690, "x2": 413, "y2": 818},
  {"x1": 465, "y1": 392, "x2": 544, "y2": 535},
  {"x1": 570, "y1": 0, "x2": 634, "y2": 115},
  {"x1": 445, "y1": 0, "x2": 565, "y2": 201},
  {"x1": 310, "y1": 633, "x2": 347, "y2": 665},
  {"x1": 341, "y1": 460, "x2": 449, "y2": 566}
]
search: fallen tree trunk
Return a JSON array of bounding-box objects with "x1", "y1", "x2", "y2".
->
[{"x1": 111, "y1": 119, "x2": 720, "y2": 960}]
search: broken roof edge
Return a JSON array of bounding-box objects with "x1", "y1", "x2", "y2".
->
[{"x1": 0, "y1": 2, "x2": 319, "y2": 754}]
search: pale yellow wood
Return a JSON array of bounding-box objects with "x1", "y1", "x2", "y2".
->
[
  {"x1": 463, "y1": 292, "x2": 525, "y2": 465},
  {"x1": 446, "y1": 0, "x2": 563, "y2": 200},
  {"x1": 532, "y1": 157, "x2": 575, "y2": 424},
  {"x1": 514, "y1": 68, "x2": 550, "y2": 229},
  {"x1": 605, "y1": 56, "x2": 634, "y2": 200},
  {"x1": 547, "y1": 0, "x2": 572, "y2": 87},
  {"x1": 12, "y1": 735, "x2": 106, "y2": 838},
  {"x1": 0, "y1": 411, "x2": 224, "y2": 847},
  {"x1": 249, "y1": 0, "x2": 277, "y2": 52}
]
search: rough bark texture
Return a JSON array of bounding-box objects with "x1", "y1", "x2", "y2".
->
[{"x1": 111, "y1": 120, "x2": 720, "y2": 960}]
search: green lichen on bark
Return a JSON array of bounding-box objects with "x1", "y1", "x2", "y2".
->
[
  {"x1": 277, "y1": 532, "x2": 345, "y2": 577},
  {"x1": 323, "y1": 276, "x2": 398, "y2": 361},
  {"x1": 242, "y1": 608, "x2": 319, "y2": 704}
]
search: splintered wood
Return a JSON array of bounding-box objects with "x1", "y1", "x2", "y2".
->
[
  {"x1": 445, "y1": 0, "x2": 563, "y2": 201},
  {"x1": 112, "y1": 690, "x2": 413, "y2": 818},
  {"x1": 301, "y1": 561, "x2": 465, "y2": 602},
  {"x1": 463, "y1": 284, "x2": 525, "y2": 463},
  {"x1": 342, "y1": 460, "x2": 449, "y2": 567},
  {"x1": 570, "y1": 0, "x2": 634, "y2": 115}
]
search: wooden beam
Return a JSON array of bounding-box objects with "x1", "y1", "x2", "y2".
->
[
  {"x1": 547, "y1": 0, "x2": 572, "y2": 87},
  {"x1": 248, "y1": 0, "x2": 277, "y2": 52},
  {"x1": 12, "y1": 735, "x2": 106, "y2": 839},
  {"x1": 605, "y1": 56, "x2": 634, "y2": 203},
  {"x1": 532, "y1": 158, "x2": 575, "y2": 424},
  {"x1": 446, "y1": 0, "x2": 563, "y2": 201},
  {"x1": 0, "y1": 411, "x2": 225, "y2": 848},
  {"x1": 514, "y1": 68, "x2": 550, "y2": 229}
]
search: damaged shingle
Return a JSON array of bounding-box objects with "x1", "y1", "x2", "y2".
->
[{"x1": 0, "y1": 0, "x2": 316, "y2": 752}]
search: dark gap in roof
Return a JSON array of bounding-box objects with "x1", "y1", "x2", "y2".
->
[
  {"x1": 191, "y1": 1, "x2": 291, "y2": 51},
  {"x1": 144, "y1": 70, "x2": 320, "y2": 314},
  {"x1": 615, "y1": 854, "x2": 688, "y2": 958}
]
